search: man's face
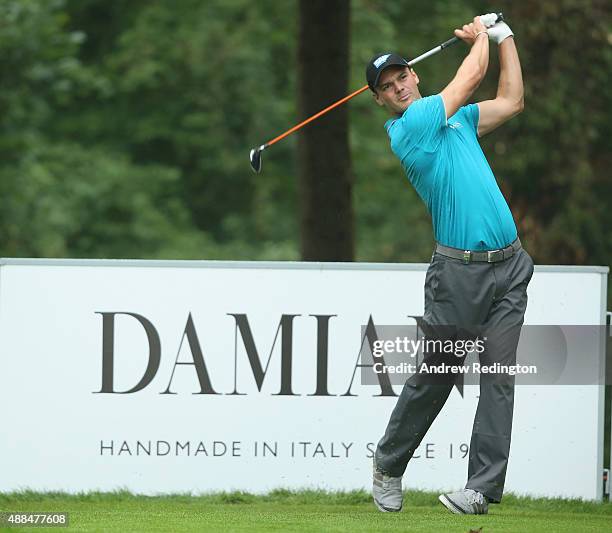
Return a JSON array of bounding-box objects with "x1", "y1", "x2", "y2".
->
[{"x1": 373, "y1": 66, "x2": 421, "y2": 114}]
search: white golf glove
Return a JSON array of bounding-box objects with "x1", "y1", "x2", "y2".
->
[
  {"x1": 479, "y1": 13, "x2": 499, "y2": 28},
  {"x1": 478, "y1": 13, "x2": 514, "y2": 44},
  {"x1": 488, "y1": 21, "x2": 514, "y2": 44}
]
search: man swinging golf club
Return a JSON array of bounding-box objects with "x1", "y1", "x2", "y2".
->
[{"x1": 369, "y1": 14, "x2": 534, "y2": 514}]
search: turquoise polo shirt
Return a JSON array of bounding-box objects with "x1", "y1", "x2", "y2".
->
[{"x1": 385, "y1": 94, "x2": 517, "y2": 251}]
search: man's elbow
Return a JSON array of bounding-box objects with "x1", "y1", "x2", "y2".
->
[
  {"x1": 515, "y1": 96, "x2": 525, "y2": 114},
  {"x1": 513, "y1": 86, "x2": 525, "y2": 113},
  {"x1": 503, "y1": 95, "x2": 524, "y2": 117}
]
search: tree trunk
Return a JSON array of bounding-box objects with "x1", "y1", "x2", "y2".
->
[{"x1": 297, "y1": 0, "x2": 354, "y2": 261}]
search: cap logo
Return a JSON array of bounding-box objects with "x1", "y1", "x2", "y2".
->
[{"x1": 373, "y1": 54, "x2": 391, "y2": 69}]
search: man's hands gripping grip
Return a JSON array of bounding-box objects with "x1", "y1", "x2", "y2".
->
[
  {"x1": 480, "y1": 13, "x2": 514, "y2": 44},
  {"x1": 454, "y1": 14, "x2": 514, "y2": 46},
  {"x1": 453, "y1": 15, "x2": 490, "y2": 46}
]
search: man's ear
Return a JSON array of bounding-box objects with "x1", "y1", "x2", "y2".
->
[
  {"x1": 411, "y1": 69, "x2": 419, "y2": 85},
  {"x1": 372, "y1": 90, "x2": 384, "y2": 107}
]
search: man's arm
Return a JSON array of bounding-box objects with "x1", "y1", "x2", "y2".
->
[
  {"x1": 477, "y1": 34, "x2": 524, "y2": 136},
  {"x1": 440, "y1": 16, "x2": 490, "y2": 120}
]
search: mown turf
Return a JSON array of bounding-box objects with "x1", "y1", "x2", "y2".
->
[{"x1": 1, "y1": 490, "x2": 611, "y2": 532}]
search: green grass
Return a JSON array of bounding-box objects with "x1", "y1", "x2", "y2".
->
[{"x1": 1, "y1": 489, "x2": 611, "y2": 532}]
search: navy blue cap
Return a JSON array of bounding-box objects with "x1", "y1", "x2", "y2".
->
[{"x1": 366, "y1": 52, "x2": 410, "y2": 91}]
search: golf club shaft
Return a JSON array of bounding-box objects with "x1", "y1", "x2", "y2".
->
[
  {"x1": 261, "y1": 38, "x2": 461, "y2": 150},
  {"x1": 263, "y1": 85, "x2": 369, "y2": 149},
  {"x1": 408, "y1": 36, "x2": 459, "y2": 66}
]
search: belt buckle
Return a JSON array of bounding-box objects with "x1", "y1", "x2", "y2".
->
[
  {"x1": 487, "y1": 249, "x2": 504, "y2": 263},
  {"x1": 462, "y1": 251, "x2": 471, "y2": 264}
]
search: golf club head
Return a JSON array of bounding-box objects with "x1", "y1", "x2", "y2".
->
[{"x1": 249, "y1": 146, "x2": 264, "y2": 173}]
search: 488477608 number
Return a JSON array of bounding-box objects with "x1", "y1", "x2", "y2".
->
[{"x1": 0, "y1": 512, "x2": 68, "y2": 527}]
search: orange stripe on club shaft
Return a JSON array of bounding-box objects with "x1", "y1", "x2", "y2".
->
[{"x1": 264, "y1": 84, "x2": 370, "y2": 148}]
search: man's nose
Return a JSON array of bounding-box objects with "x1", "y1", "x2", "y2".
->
[{"x1": 394, "y1": 82, "x2": 404, "y2": 93}]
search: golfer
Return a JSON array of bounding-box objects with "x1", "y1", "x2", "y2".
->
[{"x1": 367, "y1": 15, "x2": 534, "y2": 514}]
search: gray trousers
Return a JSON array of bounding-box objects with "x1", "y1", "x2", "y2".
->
[{"x1": 375, "y1": 246, "x2": 534, "y2": 503}]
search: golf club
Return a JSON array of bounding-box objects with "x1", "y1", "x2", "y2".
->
[{"x1": 249, "y1": 13, "x2": 503, "y2": 173}]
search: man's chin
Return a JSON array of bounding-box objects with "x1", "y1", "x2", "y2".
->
[{"x1": 396, "y1": 101, "x2": 412, "y2": 114}]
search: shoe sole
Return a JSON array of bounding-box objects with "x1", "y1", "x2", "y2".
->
[
  {"x1": 438, "y1": 494, "x2": 487, "y2": 515},
  {"x1": 438, "y1": 494, "x2": 466, "y2": 514}
]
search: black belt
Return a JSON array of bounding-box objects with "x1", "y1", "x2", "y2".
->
[{"x1": 435, "y1": 238, "x2": 522, "y2": 264}]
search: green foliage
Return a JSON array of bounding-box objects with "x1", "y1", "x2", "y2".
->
[
  {"x1": 62, "y1": 0, "x2": 299, "y2": 248},
  {"x1": 0, "y1": 142, "x2": 208, "y2": 257}
]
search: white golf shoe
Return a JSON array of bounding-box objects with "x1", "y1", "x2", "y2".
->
[
  {"x1": 438, "y1": 488, "x2": 488, "y2": 514},
  {"x1": 372, "y1": 460, "x2": 403, "y2": 512}
]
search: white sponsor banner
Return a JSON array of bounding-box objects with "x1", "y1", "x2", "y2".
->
[{"x1": 0, "y1": 259, "x2": 608, "y2": 500}]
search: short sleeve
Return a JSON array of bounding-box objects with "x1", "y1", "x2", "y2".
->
[
  {"x1": 458, "y1": 103, "x2": 480, "y2": 135},
  {"x1": 390, "y1": 94, "x2": 447, "y2": 151}
]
